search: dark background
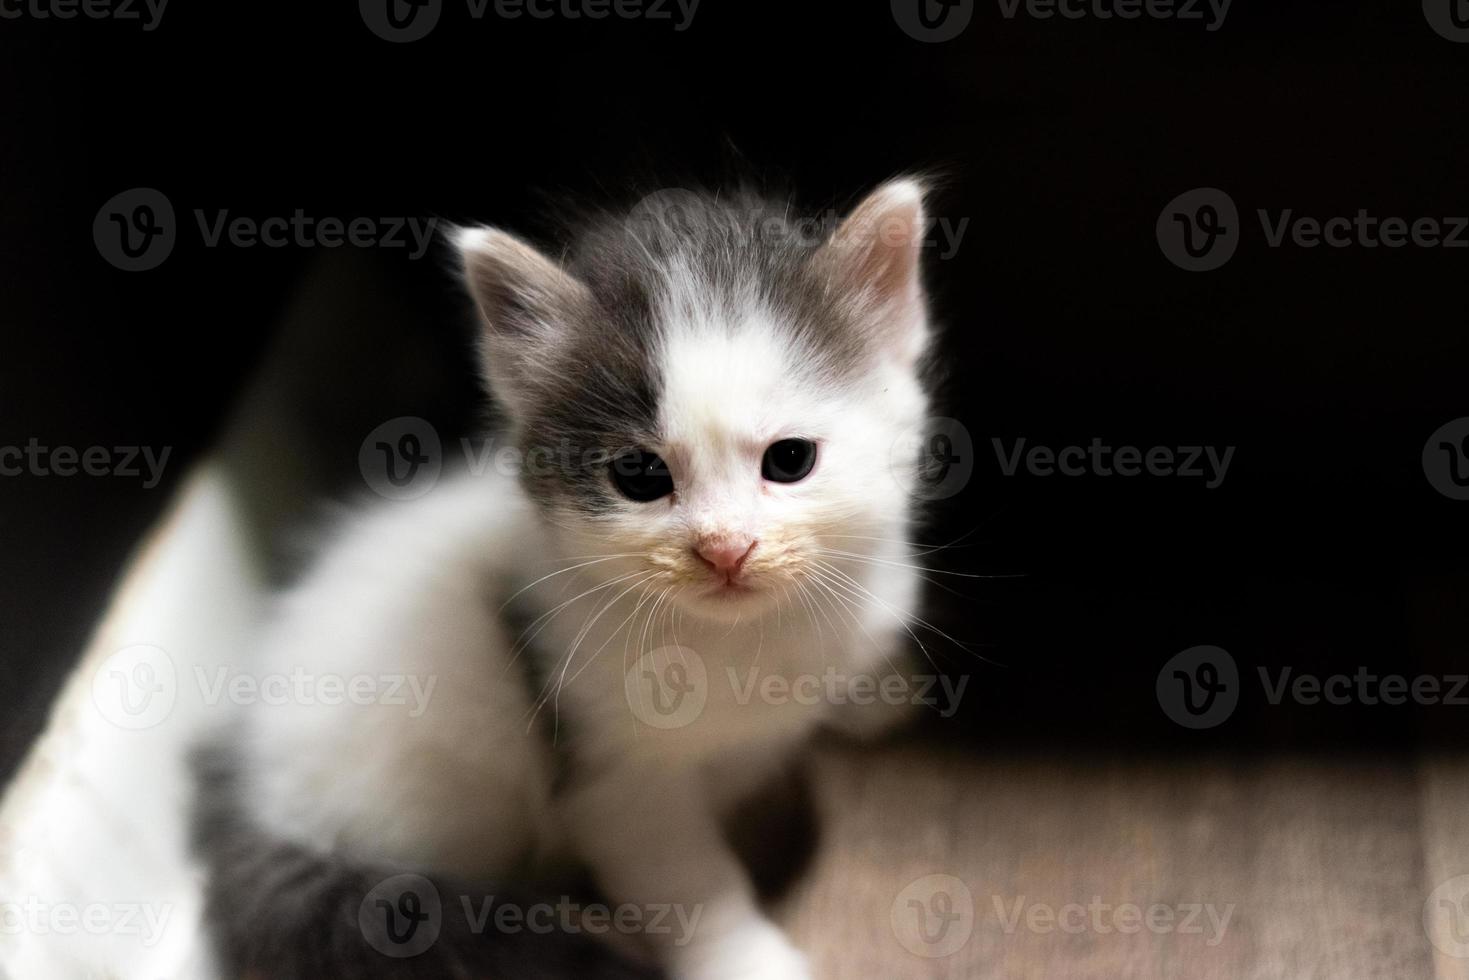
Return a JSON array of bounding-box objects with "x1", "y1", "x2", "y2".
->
[{"x1": 4, "y1": 0, "x2": 1468, "y2": 781}]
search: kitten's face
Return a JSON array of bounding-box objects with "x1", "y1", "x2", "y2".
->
[
  {"x1": 559, "y1": 318, "x2": 925, "y2": 621},
  {"x1": 458, "y1": 180, "x2": 933, "y2": 622}
]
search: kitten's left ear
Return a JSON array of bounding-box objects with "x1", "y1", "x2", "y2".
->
[
  {"x1": 454, "y1": 225, "x2": 593, "y2": 420},
  {"x1": 812, "y1": 178, "x2": 931, "y2": 365}
]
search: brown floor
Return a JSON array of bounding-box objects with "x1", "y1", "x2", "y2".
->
[{"x1": 774, "y1": 739, "x2": 1469, "y2": 980}]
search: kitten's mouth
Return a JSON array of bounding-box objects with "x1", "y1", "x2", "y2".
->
[{"x1": 704, "y1": 576, "x2": 756, "y2": 598}]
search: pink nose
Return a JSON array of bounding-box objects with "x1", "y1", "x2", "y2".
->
[{"x1": 695, "y1": 537, "x2": 756, "y2": 579}]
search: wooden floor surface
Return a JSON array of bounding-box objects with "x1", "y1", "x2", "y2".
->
[{"x1": 773, "y1": 739, "x2": 1469, "y2": 980}]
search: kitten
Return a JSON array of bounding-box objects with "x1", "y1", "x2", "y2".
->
[{"x1": 194, "y1": 178, "x2": 938, "y2": 979}]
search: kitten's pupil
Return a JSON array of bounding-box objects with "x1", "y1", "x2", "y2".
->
[
  {"x1": 762, "y1": 439, "x2": 817, "y2": 483},
  {"x1": 611, "y1": 450, "x2": 674, "y2": 502}
]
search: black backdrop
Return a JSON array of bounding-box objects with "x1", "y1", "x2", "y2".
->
[{"x1": 4, "y1": 0, "x2": 1468, "y2": 779}]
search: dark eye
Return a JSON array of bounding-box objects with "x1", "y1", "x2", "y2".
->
[
  {"x1": 762, "y1": 439, "x2": 817, "y2": 483},
  {"x1": 610, "y1": 450, "x2": 674, "y2": 502}
]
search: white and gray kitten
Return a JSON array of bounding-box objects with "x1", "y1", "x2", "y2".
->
[{"x1": 195, "y1": 178, "x2": 938, "y2": 979}]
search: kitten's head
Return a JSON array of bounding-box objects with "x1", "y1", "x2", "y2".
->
[{"x1": 456, "y1": 180, "x2": 934, "y2": 622}]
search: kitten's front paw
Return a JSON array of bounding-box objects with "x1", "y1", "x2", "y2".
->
[{"x1": 673, "y1": 919, "x2": 811, "y2": 980}]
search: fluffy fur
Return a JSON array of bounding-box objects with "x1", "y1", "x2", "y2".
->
[{"x1": 197, "y1": 179, "x2": 937, "y2": 979}]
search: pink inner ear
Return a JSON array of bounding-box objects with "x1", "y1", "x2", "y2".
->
[
  {"x1": 824, "y1": 183, "x2": 926, "y2": 301},
  {"x1": 819, "y1": 182, "x2": 931, "y2": 362}
]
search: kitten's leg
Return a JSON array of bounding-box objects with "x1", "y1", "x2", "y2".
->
[{"x1": 562, "y1": 765, "x2": 810, "y2": 980}]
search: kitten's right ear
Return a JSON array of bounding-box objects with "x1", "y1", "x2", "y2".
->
[{"x1": 454, "y1": 226, "x2": 592, "y2": 417}]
